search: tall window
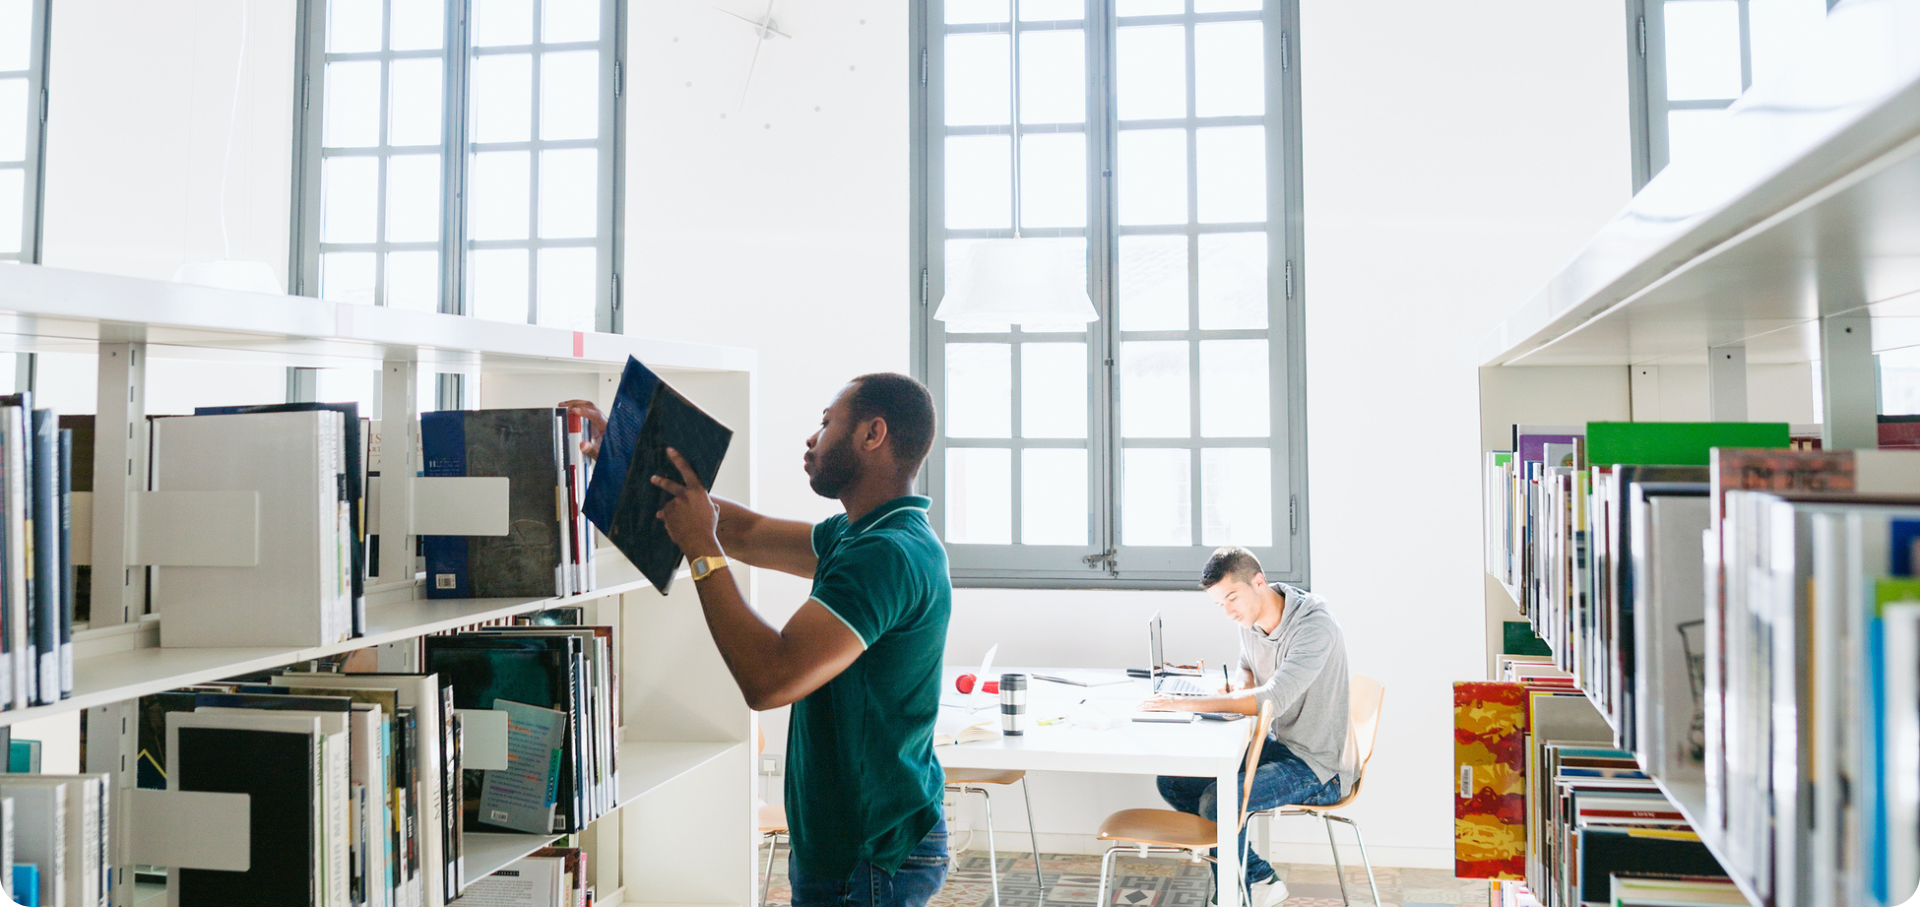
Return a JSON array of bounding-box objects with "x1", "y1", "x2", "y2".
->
[
  {"x1": 914, "y1": 0, "x2": 1306, "y2": 588},
  {"x1": 1627, "y1": 0, "x2": 1828, "y2": 190},
  {"x1": 0, "y1": 0, "x2": 50, "y2": 265},
  {"x1": 293, "y1": 0, "x2": 625, "y2": 332}
]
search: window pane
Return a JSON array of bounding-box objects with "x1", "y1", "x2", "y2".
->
[
  {"x1": 320, "y1": 251, "x2": 376, "y2": 304},
  {"x1": 327, "y1": 0, "x2": 382, "y2": 53},
  {"x1": 1195, "y1": 0, "x2": 1261, "y2": 10},
  {"x1": 0, "y1": 0, "x2": 28, "y2": 71},
  {"x1": 473, "y1": 0, "x2": 534, "y2": 46},
  {"x1": 946, "y1": 0, "x2": 1009, "y2": 24},
  {"x1": 945, "y1": 34, "x2": 1011, "y2": 126},
  {"x1": 1195, "y1": 22, "x2": 1263, "y2": 117},
  {"x1": 389, "y1": 57, "x2": 443, "y2": 146},
  {"x1": 541, "y1": 50, "x2": 599, "y2": 139},
  {"x1": 0, "y1": 79, "x2": 24, "y2": 161},
  {"x1": 1199, "y1": 339, "x2": 1269, "y2": 437},
  {"x1": 1019, "y1": 133, "x2": 1085, "y2": 229},
  {"x1": 537, "y1": 247, "x2": 596, "y2": 331},
  {"x1": 1201, "y1": 448, "x2": 1270, "y2": 546},
  {"x1": 945, "y1": 135, "x2": 1012, "y2": 229},
  {"x1": 942, "y1": 239, "x2": 1012, "y2": 333},
  {"x1": 0, "y1": 169, "x2": 21, "y2": 254},
  {"x1": 1748, "y1": 0, "x2": 1825, "y2": 88},
  {"x1": 1117, "y1": 129, "x2": 1186, "y2": 225},
  {"x1": 470, "y1": 248, "x2": 529, "y2": 322},
  {"x1": 1197, "y1": 232, "x2": 1266, "y2": 329},
  {"x1": 389, "y1": 0, "x2": 444, "y2": 50},
  {"x1": 946, "y1": 448, "x2": 1012, "y2": 544},
  {"x1": 1022, "y1": 449, "x2": 1087, "y2": 545},
  {"x1": 469, "y1": 150, "x2": 531, "y2": 239},
  {"x1": 316, "y1": 368, "x2": 378, "y2": 414},
  {"x1": 539, "y1": 148, "x2": 597, "y2": 238},
  {"x1": 385, "y1": 250, "x2": 439, "y2": 311},
  {"x1": 1664, "y1": 0, "x2": 1742, "y2": 100},
  {"x1": 1197, "y1": 126, "x2": 1264, "y2": 223},
  {"x1": 1118, "y1": 235, "x2": 1188, "y2": 331},
  {"x1": 1121, "y1": 340, "x2": 1190, "y2": 438},
  {"x1": 1667, "y1": 107, "x2": 1729, "y2": 167},
  {"x1": 543, "y1": 0, "x2": 600, "y2": 42},
  {"x1": 385, "y1": 153, "x2": 441, "y2": 242},
  {"x1": 1123, "y1": 449, "x2": 1191, "y2": 546},
  {"x1": 472, "y1": 53, "x2": 533, "y2": 142},
  {"x1": 1022, "y1": 0, "x2": 1082, "y2": 18},
  {"x1": 323, "y1": 61, "x2": 381, "y2": 147},
  {"x1": 1020, "y1": 29, "x2": 1083, "y2": 124},
  {"x1": 1021, "y1": 342, "x2": 1087, "y2": 438},
  {"x1": 946, "y1": 343, "x2": 1012, "y2": 438},
  {"x1": 1117, "y1": 26, "x2": 1185, "y2": 121},
  {"x1": 320, "y1": 156, "x2": 378, "y2": 242},
  {"x1": 1116, "y1": 0, "x2": 1182, "y2": 15}
]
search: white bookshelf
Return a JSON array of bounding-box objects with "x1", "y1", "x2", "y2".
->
[
  {"x1": 0, "y1": 262, "x2": 759, "y2": 907},
  {"x1": 1477, "y1": 1, "x2": 1920, "y2": 903}
]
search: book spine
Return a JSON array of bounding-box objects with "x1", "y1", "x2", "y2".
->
[
  {"x1": 55, "y1": 430, "x2": 70, "y2": 698},
  {"x1": 5, "y1": 408, "x2": 32, "y2": 710},
  {"x1": 440, "y1": 683, "x2": 458, "y2": 900},
  {"x1": 29, "y1": 411, "x2": 56, "y2": 706},
  {"x1": 331, "y1": 731, "x2": 352, "y2": 907},
  {"x1": 418, "y1": 414, "x2": 469, "y2": 600}
]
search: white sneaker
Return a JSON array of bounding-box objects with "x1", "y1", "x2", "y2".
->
[{"x1": 1210, "y1": 876, "x2": 1289, "y2": 907}]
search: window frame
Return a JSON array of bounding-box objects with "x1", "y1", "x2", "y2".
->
[
  {"x1": 290, "y1": 0, "x2": 628, "y2": 331},
  {"x1": 910, "y1": 0, "x2": 1309, "y2": 590},
  {"x1": 2, "y1": 0, "x2": 52, "y2": 265}
]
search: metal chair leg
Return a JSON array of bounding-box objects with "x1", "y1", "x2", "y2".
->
[
  {"x1": 1321, "y1": 814, "x2": 1351, "y2": 906},
  {"x1": 1098, "y1": 846, "x2": 1120, "y2": 907},
  {"x1": 1021, "y1": 776, "x2": 1045, "y2": 893},
  {"x1": 1329, "y1": 815, "x2": 1381, "y2": 907},
  {"x1": 980, "y1": 788, "x2": 1001, "y2": 907}
]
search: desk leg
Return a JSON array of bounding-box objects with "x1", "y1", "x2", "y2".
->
[{"x1": 1216, "y1": 762, "x2": 1243, "y2": 907}]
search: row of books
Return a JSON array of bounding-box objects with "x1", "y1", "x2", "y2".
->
[
  {"x1": 131, "y1": 611, "x2": 616, "y2": 907},
  {"x1": 0, "y1": 769, "x2": 111, "y2": 907},
  {"x1": 1457, "y1": 658, "x2": 1741, "y2": 907},
  {"x1": 0, "y1": 393, "x2": 84, "y2": 711},
  {"x1": 459, "y1": 847, "x2": 591, "y2": 907},
  {"x1": 1483, "y1": 421, "x2": 1920, "y2": 906}
]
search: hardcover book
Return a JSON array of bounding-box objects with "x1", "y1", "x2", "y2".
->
[
  {"x1": 1454, "y1": 681, "x2": 1529, "y2": 880},
  {"x1": 421, "y1": 636, "x2": 581, "y2": 833},
  {"x1": 168, "y1": 717, "x2": 322, "y2": 907},
  {"x1": 419, "y1": 409, "x2": 566, "y2": 599}
]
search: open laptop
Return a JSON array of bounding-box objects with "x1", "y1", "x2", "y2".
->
[{"x1": 1148, "y1": 611, "x2": 1208, "y2": 697}]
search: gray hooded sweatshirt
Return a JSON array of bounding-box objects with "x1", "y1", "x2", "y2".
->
[{"x1": 1236, "y1": 583, "x2": 1359, "y2": 796}]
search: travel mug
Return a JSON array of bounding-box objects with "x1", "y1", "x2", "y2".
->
[{"x1": 1000, "y1": 673, "x2": 1028, "y2": 736}]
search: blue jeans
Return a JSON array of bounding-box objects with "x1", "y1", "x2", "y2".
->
[
  {"x1": 1156, "y1": 738, "x2": 1341, "y2": 891},
  {"x1": 789, "y1": 816, "x2": 950, "y2": 907}
]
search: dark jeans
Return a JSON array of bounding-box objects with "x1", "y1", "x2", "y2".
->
[
  {"x1": 1156, "y1": 738, "x2": 1341, "y2": 891},
  {"x1": 789, "y1": 816, "x2": 950, "y2": 907}
]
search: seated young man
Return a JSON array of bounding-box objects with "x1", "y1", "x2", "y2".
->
[{"x1": 1143, "y1": 546, "x2": 1359, "y2": 907}]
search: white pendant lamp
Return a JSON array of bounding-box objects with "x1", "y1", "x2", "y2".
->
[{"x1": 933, "y1": 238, "x2": 1099, "y2": 325}]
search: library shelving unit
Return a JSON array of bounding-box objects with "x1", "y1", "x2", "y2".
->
[
  {"x1": 1477, "y1": 0, "x2": 1920, "y2": 901},
  {"x1": 0, "y1": 262, "x2": 759, "y2": 907}
]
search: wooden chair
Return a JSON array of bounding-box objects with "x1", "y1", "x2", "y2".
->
[
  {"x1": 1091, "y1": 700, "x2": 1275, "y2": 907},
  {"x1": 1251, "y1": 674, "x2": 1386, "y2": 907},
  {"x1": 943, "y1": 767, "x2": 1045, "y2": 906},
  {"x1": 757, "y1": 729, "x2": 788, "y2": 907}
]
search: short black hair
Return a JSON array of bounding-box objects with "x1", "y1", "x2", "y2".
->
[
  {"x1": 848, "y1": 372, "x2": 937, "y2": 475},
  {"x1": 1199, "y1": 546, "x2": 1263, "y2": 589}
]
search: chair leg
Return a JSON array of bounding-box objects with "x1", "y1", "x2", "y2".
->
[
  {"x1": 1321, "y1": 814, "x2": 1351, "y2": 906},
  {"x1": 1021, "y1": 776, "x2": 1045, "y2": 893},
  {"x1": 760, "y1": 834, "x2": 781, "y2": 907},
  {"x1": 1098, "y1": 846, "x2": 1120, "y2": 907},
  {"x1": 1259, "y1": 811, "x2": 1271, "y2": 860},
  {"x1": 1330, "y1": 815, "x2": 1381, "y2": 907},
  {"x1": 979, "y1": 788, "x2": 1001, "y2": 907}
]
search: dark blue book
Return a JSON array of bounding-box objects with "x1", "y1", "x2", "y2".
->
[
  {"x1": 420, "y1": 409, "x2": 567, "y2": 599},
  {"x1": 55, "y1": 428, "x2": 70, "y2": 697},
  {"x1": 583, "y1": 357, "x2": 732, "y2": 593},
  {"x1": 197, "y1": 403, "x2": 365, "y2": 636},
  {"x1": 27, "y1": 409, "x2": 56, "y2": 706}
]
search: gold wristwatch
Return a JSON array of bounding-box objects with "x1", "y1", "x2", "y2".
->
[{"x1": 688, "y1": 555, "x2": 730, "y2": 582}]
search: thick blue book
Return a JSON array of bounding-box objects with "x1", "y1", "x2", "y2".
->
[
  {"x1": 27, "y1": 408, "x2": 56, "y2": 706},
  {"x1": 581, "y1": 357, "x2": 731, "y2": 593},
  {"x1": 420, "y1": 409, "x2": 567, "y2": 599}
]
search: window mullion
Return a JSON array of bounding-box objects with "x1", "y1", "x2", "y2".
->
[
  {"x1": 442, "y1": 0, "x2": 471, "y2": 315},
  {"x1": 1091, "y1": 0, "x2": 1120, "y2": 568}
]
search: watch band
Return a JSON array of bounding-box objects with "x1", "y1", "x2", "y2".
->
[{"x1": 689, "y1": 555, "x2": 729, "y2": 582}]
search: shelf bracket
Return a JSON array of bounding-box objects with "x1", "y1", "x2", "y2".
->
[
  {"x1": 92, "y1": 342, "x2": 148, "y2": 628},
  {"x1": 1707, "y1": 345, "x2": 1747, "y2": 422},
  {"x1": 373, "y1": 358, "x2": 419, "y2": 587},
  {"x1": 127, "y1": 788, "x2": 251, "y2": 871},
  {"x1": 127, "y1": 491, "x2": 260, "y2": 567},
  {"x1": 1820, "y1": 313, "x2": 1875, "y2": 449}
]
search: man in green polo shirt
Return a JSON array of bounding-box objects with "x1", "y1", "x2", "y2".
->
[{"x1": 642, "y1": 372, "x2": 952, "y2": 907}]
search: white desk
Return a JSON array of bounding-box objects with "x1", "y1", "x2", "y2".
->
[{"x1": 935, "y1": 667, "x2": 1255, "y2": 907}]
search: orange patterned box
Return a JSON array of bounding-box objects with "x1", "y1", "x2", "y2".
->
[{"x1": 1455, "y1": 681, "x2": 1528, "y2": 879}]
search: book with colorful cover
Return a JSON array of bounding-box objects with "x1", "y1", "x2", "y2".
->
[{"x1": 1455, "y1": 681, "x2": 1529, "y2": 879}]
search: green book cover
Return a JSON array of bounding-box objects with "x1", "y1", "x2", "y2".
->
[
  {"x1": 1585, "y1": 422, "x2": 1788, "y2": 467},
  {"x1": 1876, "y1": 578, "x2": 1920, "y2": 615},
  {"x1": 1502, "y1": 621, "x2": 1552, "y2": 657}
]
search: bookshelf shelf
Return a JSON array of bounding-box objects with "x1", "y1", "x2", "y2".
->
[
  {"x1": 1478, "y1": 0, "x2": 1920, "y2": 369},
  {"x1": 618, "y1": 740, "x2": 746, "y2": 806},
  {"x1": 464, "y1": 832, "x2": 569, "y2": 883}
]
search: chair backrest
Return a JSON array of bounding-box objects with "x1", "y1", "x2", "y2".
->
[
  {"x1": 1235, "y1": 700, "x2": 1276, "y2": 829},
  {"x1": 1348, "y1": 674, "x2": 1385, "y2": 785}
]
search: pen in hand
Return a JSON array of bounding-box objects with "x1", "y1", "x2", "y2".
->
[{"x1": 1222, "y1": 663, "x2": 1231, "y2": 694}]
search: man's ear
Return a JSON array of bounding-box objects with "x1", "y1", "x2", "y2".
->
[
  {"x1": 860, "y1": 415, "x2": 891, "y2": 454},
  {"x1": 1250, "y1": 571, "x2": 1267, "y2": 590}
]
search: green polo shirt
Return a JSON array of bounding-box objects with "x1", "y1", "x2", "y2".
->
[{"x1": 785, "y1": 494, "x2": 951, "y2": 879}]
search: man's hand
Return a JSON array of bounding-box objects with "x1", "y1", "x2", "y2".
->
[
  {"x1": 1141, "y1": 693, "x2": 1200, "y2": 712},
  {"x1": 652, "y1": 447, "x2": 722, "y2": 558},
  {"x1": 559, "y1": 399, "x2": 607, "y2": 460}
]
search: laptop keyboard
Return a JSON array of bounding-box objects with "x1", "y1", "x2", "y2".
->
[{"x1": 1158, "y1": 677, "x2": 1209, "y2": 696}]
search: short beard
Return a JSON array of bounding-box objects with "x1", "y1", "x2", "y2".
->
[{"x1": 808, "y1": 435, "x2": 862, "y2": 499}]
